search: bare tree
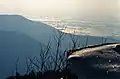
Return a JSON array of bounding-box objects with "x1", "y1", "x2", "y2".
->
[
  {"x1": 27, "y1": 29, "x2": 90, "y2": 73},
  {"x1": 24, "y1": 30, "x2": 67, "y2": 73},
  {"x1": 101, "y1": 36, "x2": 107, "y2": 44}
]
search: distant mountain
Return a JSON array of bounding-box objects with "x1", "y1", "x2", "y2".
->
[
  {"x1": 0, "y1": 15, "x2": 119, "y2": 45},
  {"x1": 0, "y1": 15, "x2": 119, "y2": 78},
  {"x1": 0, "y1": 30, "x2": 45, "y2": 78},
  {"x1": 0, "y1": 15, "x2": 56, "y2": 43}
]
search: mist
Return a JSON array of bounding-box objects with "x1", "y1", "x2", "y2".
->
[{"x1": 0, "y1": 0, "x2": 120, "y2": 18}]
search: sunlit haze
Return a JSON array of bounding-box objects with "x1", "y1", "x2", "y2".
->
[{"x1": 0, "y1": 0, "x2": 120, "y2": 19}]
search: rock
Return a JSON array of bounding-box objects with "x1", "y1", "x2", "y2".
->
[{"x1": 68, "y1": 43, "x2": 120, "y2": 79}]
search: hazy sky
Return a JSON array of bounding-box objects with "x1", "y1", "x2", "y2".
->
[{"x1": 0, "y1": 0, "x2": 120, "y2": 18}]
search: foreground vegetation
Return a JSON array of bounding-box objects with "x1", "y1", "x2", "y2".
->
[{"x1": 7, "y1": 30, "x2": 108, "y2": 79}]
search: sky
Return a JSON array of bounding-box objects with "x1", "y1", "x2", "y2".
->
[{"x1": 0, "y1": 0, "x2": 120, "y2": 18}]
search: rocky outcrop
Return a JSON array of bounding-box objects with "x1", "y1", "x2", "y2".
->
[{"x1": 68, "y1": 43, "x2": 120, "y2": 79}]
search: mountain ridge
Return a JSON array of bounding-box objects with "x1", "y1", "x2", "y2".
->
[{"x1": 0, "y1": 15, "x2": 119, "y2": 78}]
